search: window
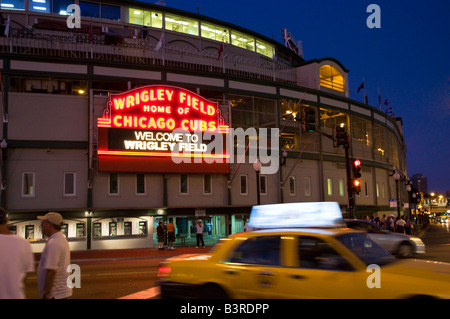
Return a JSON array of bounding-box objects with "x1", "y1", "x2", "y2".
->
[
  {"x1": 201, "y1": 22, "x2": 229, "y2": 43},
  {"x1": 203, "y1": 174, "x2": 212, "y2": 195},
  {"x1": 226, "y1": 236, "x2": 281, "y2": 266},
  {"x1": 256, "y1": 39, "x2": 273, "y2": 58},
  {"x1": 79, "y1": 1, "x2": 99, "y2": 18},
  {"x1": 22, "y1": 172, "x2": 35, "y2": 197},
  {"x1": 304, "y1": 176, "x2": 311, "y2": 196},
  {"x1": 124, "y1": 222, "x2": 132, "y2": 236},
  {"x1": 327, "y1": 178, "x2": 333, "y2": 196},
  {"x1": 139, "y1": 221, "x2": 147, "y2": 235},
  {"x1": 165, "y1": 13, "x2": 198, "y2": 36},
  {"x1": 109, "y1": 173, "x2": 119, "y2": 195},
  {"x1": 289, "y1": 176, "x2": 296, "y2": 196},
  {"x1": 365, "y1": 181, "x2": 369, "y2": 197},
  {"x1": 109, "y1": 222, "x2": 117, "y2": 236},
  {"x1": 180, "y1": 174, "x2": 188, "y2": 194},
  {"x1": 52, "y1": 0, "x2": 73, "y2": 14},
  {"x1": 319, "y1": 65, "x2": 344, "y2": 93},
  {"x1": 240, "y1": 175, "x2": 248, "y2": 195},
  {"x1": 29, "y1": 0, "x2": 50, "y2": 12},
  {"x1": 93, "y1": 223, "x2": 102, "y2": 238},
  {"x1": 260, "y1": 175, "x2": 267, "y2": 195},
  {"x1": 297, "y1": 236, "x2": 353, "y2": 271},
  {"x1": 136, "y1": 174, "x2": 145, "y2": 195},
  {"x1": 76, "y1": 223, "x2": 85, "y2": 237},
  {"x1": 339, "y1": 179, "x2": 345, "y2": 197},
  {"x1": 127, "y1": 8, "x2": 162, "y2": 28},
  {"x1": 101, "y1": 4, "x2": 120, "y2": 21},
  {"x1": 63, "y1": 172, "x2": 76, "y2": 196},
  {"x1": 1, "y1": 0, "x2": 25, "y2": 10},
  {"x1": 231, "y1": 30, "x2": 255, "y2": 51}
]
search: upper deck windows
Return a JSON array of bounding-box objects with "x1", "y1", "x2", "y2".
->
[
  {"x1": 165, "y1": 13, "x2": 198, "y2": 36},
  {"x1": 319, "y1": 65, "x2": 344, "y2": 93},
  {"x1": 201, "y1": 22, "x2": 230, "y2": 43},
  {"x1": 127, "y1": 8, "x2": 162, "y2": 28}
]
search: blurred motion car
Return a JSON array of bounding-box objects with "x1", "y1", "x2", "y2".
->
[
  {"x1": 344, "y1": 219, "x2": 425, "y2": 258},
  {"x1": 158, "y1": 202, "x2": 450, "y2": 299}
]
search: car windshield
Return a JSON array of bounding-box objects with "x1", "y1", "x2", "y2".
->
[{"x1": 336, "y1": 232, "x2": 397, "y2": 266}]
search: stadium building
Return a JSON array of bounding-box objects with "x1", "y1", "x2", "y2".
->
[{"x1": 0, "y1": 0, "x2": 409, "y2": 251}]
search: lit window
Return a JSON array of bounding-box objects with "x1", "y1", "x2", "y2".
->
[
  {"x1": 1, "y1": 0, "x2": 25, "y2": 10},
  {"x1": 127, "y1": 8, "x2": 162, "y2": 28},
  {"x1": 320, "y1": 65, "x2": 344, "y2": 93},
  {"x1": 327, "y1": 178, "x2": 333, "y2": 196},
  {"x1": 201, "y1": 22, "x2": 229, "y2": 43},
  {"x1": 165, "y1": 13, "x2": 198, "y2": 36},
  {"x1": 256, "y1": 39, "x2": 274, "y2": 58},
  {"x1": 29, "y1": 0, "x2": 50, "y2": 13},
  {"x1": 339, "y1": 179, "x2": 344, "y2": 197},
  {"x1": 304, "y1": 176, "x2": 311, "y2": 196},
  {"x1": 231, "y1": 30, "x2": 255, "y2": 51}
]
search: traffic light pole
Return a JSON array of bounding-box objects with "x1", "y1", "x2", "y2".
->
[
  {"x1": 344, "y1": 144, "x2": 355, "y2": 218},
  {"x1": 314, "y1": 128, "x2": 355, "y2": 218}
]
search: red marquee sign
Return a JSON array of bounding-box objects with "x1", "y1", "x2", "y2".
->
[{"x1": 97, "y1": 85, "x2": 230, "y2": 173}]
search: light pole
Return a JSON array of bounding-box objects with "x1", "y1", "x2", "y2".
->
[
  {"x1": 405, "y1": 180, "x2": 412, "y2": 219},
  {"x1": 393, "y1": 171, "x2": 401, "y2": 217},
  {"x1": 253, "y1": 158, "x2": 261, "y2": 205}
]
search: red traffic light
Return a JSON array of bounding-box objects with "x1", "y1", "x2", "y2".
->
[{"x1": 353, "y1": 159, "x2": 361, "y2": 167}]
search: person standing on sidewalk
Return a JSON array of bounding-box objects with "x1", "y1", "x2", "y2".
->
[
  {"x1": 195, "y1": 219, "x2": 205, "y2": 248},
  {"x1": 0, "y1": 208, "x2": 35, "y2": 299},
  {"x1": 166, "y1": 218, "x2": 175, "y2": 250},
  {"x1": 157, "y1": 221, "x2": 165, "y2": 250},
  {"x1": 37, "y1": 212, "x2": 72, "y2": 299}
]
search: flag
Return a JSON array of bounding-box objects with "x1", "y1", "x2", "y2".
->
[
  {"x1": 88, "y1": 24, "x2": 94, "y2": 43},
  {"x1": 384, "y1": 99, "x2": 389, "y2": 106},
  {"x1": 155, "y1": 33, "x2": 164, "y2": 51},
  {"x1": 217, "y1": 42, "x2": 223, "y2": 60},
  {"x1": 357, "y1": 81, "x2": 365, "y2": 93},
  {"x1": 4, "y1": 14, "x2": 11, "y2": 37}
]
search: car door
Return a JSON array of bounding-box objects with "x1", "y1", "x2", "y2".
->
[
  {"x1": 271, "y1": 235, "x2": 367, "y2": 298},
  {"x1": 219, "y1": 235, "x2": 284, "y2": 298}
]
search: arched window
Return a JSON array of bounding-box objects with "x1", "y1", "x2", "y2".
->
[{"x1": 320, "y1": 65, "x2": 344, "y2": 92}]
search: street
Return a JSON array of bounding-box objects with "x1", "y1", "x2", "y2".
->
[{"x1": 24, "y1": 223, "x2": 450, "y2": 299}]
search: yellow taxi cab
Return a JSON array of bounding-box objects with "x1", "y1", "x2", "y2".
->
[{"x1": 157, "y1": 202, "x2": 450, "y2": 299}]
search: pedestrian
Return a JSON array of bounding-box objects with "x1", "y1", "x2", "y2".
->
[
  {"x1": 380, "y1": 214, "x2": 386, "y2": 228},
  {"x1": 157, "y1": 221, "x2": 165, "y2": 250},
  {"x1": 166, "y1": 218, "x2": 175, "y2": 250},
  {"x1": 37, "y1": 212, "x2": 72, "y2": 299},
  {"x1": 396, "y1": 216, "x2": 406, "y2": 234},
  {"x1": 385, "y1": 216, "x2": 394, "y2": 232},
  {"x1": 404, "y1": 217, "x2": 412, "y2": 235},
  {"x1": 0, "y1": 208, "x2": 35, "y2": 299},
  {"x1": 195, "y1": 219, "x2": 205, "y2": 248}
]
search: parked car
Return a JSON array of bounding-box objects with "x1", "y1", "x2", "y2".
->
[{"x1": 344, "y1": 219, "x2": 425, "y2": 258}]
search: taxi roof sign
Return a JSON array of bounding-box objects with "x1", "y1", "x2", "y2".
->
[{"x1": 247, "y1": 202, "x2": 344, "y2": 229}]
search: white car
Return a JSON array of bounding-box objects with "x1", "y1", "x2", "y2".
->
[{"x1": 344, "y1": 219, "x2": 425, "y2": 258}]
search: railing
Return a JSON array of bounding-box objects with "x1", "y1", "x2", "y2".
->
[{"x1": 0, "y1": 28, "x2": 297, "y2": 85}]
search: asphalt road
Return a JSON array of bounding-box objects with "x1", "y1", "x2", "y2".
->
[{"x1": 24, "y1": 223, "x2": 450, "y2": 299}]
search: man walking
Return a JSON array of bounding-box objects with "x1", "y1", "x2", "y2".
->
[
  {"x1": 0, "y1": 208, "x2": 35, "y2": 299},
  {"x1": 37, "y1": 212, "x2": 72, "y2": 299},
  {"x1": 195, "y1": 219, "x2": 205, "y2": 248}
]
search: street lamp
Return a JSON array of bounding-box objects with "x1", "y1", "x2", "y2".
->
[
  {"x1": 253, "y1": 158, "x2": 262, "y2": 205},
  {"x1": 393, "y1": 171, "x2": 401, "y2": 217}
]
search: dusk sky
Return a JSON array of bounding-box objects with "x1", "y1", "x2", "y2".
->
[{"x1": 142, "y1": 0, "x2": 450, "y2": 193}]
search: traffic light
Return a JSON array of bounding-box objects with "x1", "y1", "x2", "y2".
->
[
  {"x1": 304, "y1": 107, "x2": 316, "y2": 132},
  {"x1": 335, "y1": 126, "x2": 348, "y2": 147},
  {"x1": 351, "y1": 159, "x2": 362, "y2": 194},
  {"x1": 352, "y1": 159, "x2": 362, "y2": 179},
  {"x1": 351, "y1": 178, "x2": 361, "y2": 194}
]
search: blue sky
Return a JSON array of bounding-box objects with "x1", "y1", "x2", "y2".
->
[{"x1": 141, "y1": 0, "x2": 450, "y2": 193}]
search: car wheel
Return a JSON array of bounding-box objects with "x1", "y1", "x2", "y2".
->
[
  {"x1": 202, "y1": 283, "x2": 229, "y2": 299},
  {"x1": 397, "y1": 242, "x2": 414, "y2": 258}
]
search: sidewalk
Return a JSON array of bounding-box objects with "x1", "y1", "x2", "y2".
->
[{"x1": 34, "y1": 246, "x2": 212, "y2": 263}]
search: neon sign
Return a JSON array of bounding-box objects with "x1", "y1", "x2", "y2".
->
[{"x1": 97, "y1": 85, "x2": 230, "y2": 173}]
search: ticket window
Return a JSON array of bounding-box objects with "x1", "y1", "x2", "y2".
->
[{"x1": 109, "y1": 222, "x2": 117, "y2": 236}]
